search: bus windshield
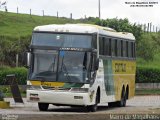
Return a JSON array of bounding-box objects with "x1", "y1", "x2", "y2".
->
[
  {"x1": 30, "y1": 50, "x2": 91, "y2": 83},
  {"x1": 30, "y1": 50, "x2": 58, "y2": 81},
  {"x1": 32, "y1": 33, "x2": 92, "y2": 48}
]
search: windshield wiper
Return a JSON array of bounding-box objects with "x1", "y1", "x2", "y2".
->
[
  {"x1": 32, "y1": 76, "x2": 45, "y2": 81},
  {"x1": 62, "y1": 62, "x2": 71, "y2": 82},
  {"x1": 48, "y1": 57, "x2": 56, "y2": 72}
]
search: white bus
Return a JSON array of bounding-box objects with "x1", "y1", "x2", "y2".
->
[{"x1": 27, "y1": 24, "x2": 136, "y2": 112}]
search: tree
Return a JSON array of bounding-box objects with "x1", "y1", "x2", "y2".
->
[
  {"x1": 0, "y1": 1, "x2": 7, "y2": 10},
  {"x1": 137, "y1": 33, "x2": 158, "y2": 61}
]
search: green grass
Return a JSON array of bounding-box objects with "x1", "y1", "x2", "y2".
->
[
  {"x1": 0, "y1": 11, "x2": 93, "y2": 37},
  {"x1": 0, "y1": 11, "x2": 68, "y2": 36},
  {"x1": 136, "y1": 53, "x2": 160, "y2": 69},
  {"x1": 0, "y1": 85, "x2": 26, "y2": 98},
  {"x1": 135, "y1": 89, "x2": 160, "y2": 95}
]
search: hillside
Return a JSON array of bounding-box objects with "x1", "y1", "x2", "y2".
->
[{"x1": 0, "y1": 11, "x2": 87, "y2": 37}]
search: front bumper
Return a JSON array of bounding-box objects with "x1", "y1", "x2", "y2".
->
[{"x1": 27, "y1": 89, "x2": 92, "y2": 106}]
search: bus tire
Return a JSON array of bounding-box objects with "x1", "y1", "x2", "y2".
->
[
  {"x1": 117, "y1": 88, "x2": 126, "y2": 107},
  {"x1": 87, "y1": 92, "x2": 99, "y2": 112},
  {"x1": 38, "y1": 103, "x2": 49, "y2": 111},
  {"x1": 108, "y1": 102, "x2": 117, "y2": 107}
]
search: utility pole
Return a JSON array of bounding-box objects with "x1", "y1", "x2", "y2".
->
[
  {"x1": 57, "y1": 11, "x2": 59, "y2": 18},
  {"x1": 30, "y1": 9, "x2": 32, "y2": 16},
  {"x1": 42, "y1": 10, "x2": 44, "y2": 16},
  {"x1": 147, "y1": 23, "x2": 149, "y2": 32},
  {"x1": 70, "y1": 13, "x2": 72, "y2": 20},
  {"x1": 16, "y1": 54, "x2": 19, "y2": 67},
  {"x1": 17, "y1": 7, "x2": 19, "y2": 14},
  {"x1": 98, "y1": 0, "x2": 101, "y2": 19},
  {"x1": 150, "y1": 22, "x2": 152, "y2": 32},
  {"x1": 144, "y1": 24, "x2": 146, "y2": 32}
]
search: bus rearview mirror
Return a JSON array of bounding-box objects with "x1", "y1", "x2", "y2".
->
[
  {"x1": 27, "y1": 52, "x2": 31, "y2": 68},
  {"x1": 94, "y1": 59, "x2": 99, "y2": 70}
]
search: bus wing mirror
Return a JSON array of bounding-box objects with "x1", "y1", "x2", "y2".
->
[
  {"x1": 94, "y1": 59, "x2": 99, "y2": 70},
  {"x1": 26, "y1": 52, "x2": 31, "y2": 68}
]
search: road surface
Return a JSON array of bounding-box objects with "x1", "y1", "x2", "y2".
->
[{"x1": 0, "y1": 96, "x2": 160, "y2": 120}]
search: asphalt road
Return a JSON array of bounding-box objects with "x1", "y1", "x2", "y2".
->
[{"x1": 0, "y1": 96, "x2": 160, "y2": 120}]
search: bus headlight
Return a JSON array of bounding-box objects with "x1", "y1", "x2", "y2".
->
[
  {"x1": 27, "y1": 85, "x2": 42, "y2": 90},
  {"x1": 70, "y1": 88, "x2": 89, "y2": 92}
]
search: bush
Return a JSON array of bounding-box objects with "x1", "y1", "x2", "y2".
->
[
  {"x1": 136, "y1": 67, "x2": 160, "y2": 83},
  {"x1": 0, "y1": 67, "x2": 27, "y2": 85}
]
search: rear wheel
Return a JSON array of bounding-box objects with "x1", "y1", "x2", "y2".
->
[
  {"x1": 117, "y1": 88, "x2": 126, "y2": 107},
  {"x1": 108, "y1": 88, "x2": 127, "y2": 107},
  {"x1": 38, "y1": 103, "x2": 49, "y2": 111}
]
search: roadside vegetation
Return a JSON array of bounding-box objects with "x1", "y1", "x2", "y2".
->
[{"x1": 135, "y1": 89, "x2": 160, "y2": 95}]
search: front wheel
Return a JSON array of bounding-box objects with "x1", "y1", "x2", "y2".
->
[
  {"x1": 87, "y1": 93, "x2": 99, "y2": 112},
  {"x1": 38, "y1": 103, "x2": 49, "y2": 111}
]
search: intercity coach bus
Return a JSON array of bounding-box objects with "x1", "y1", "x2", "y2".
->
[{"x1": 26, "y1": 24, "x2": 136, "y2": 112}]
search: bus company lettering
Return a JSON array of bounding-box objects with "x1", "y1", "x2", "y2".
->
[
  {"x1": 60, "y1": 47, "x2": 83, "y2": 51},
  {"x1": 41, "y1": 82, "x2": 51, "y2": 87},
  {"x1": 115, "y1": 63, "x2": 126, "y2": 72}
]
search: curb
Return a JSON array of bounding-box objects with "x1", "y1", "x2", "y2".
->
[{"x1": 0, "y1": 101, "x2": 10, "y2": 109}]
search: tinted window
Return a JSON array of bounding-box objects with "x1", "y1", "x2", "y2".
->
[
  {"x1": 92, "y1": 34, "x2": 97, "y2": 49},
  {"x1": 115, "y1": 39, "x2": 118, "y2": 56},
  {"x1": 123, "y1": 41, "x2": 127, "y2": 57},
  {"x1": 131, "y1": 42, "x2": 136, "y2": 58},
  {"x1": 99, "y1": 37, "x2": 104, "y2": 55},
  {"x1": 111, "y1": 39, "x2": 115, "y2": 56},
  {"x1": 32, "y1": 33, "x2": 92, "y2": 48},
  {"x1": 128, "y1": 42, "x2": 132, "y2": 58},
  {"x1": 104, "y1": 38, "x2": 111, "y2": 56},
  {"x1": 121, "y1": 40, "x2": 123, "y2": 57},
  {"x1": 117, "y1": 40, "x2": 121, "y2": 57},
  {"x1": 126, "y1": 41, "x2": 128, "y2": 57}
]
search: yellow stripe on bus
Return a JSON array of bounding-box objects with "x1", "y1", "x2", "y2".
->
[{"x1": 30, "y1": 81, "x2": 65, "y2": 87}]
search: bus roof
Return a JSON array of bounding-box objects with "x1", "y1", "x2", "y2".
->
[{"x1": 34, "y1": 24, "x2": 135, "y2": 40}]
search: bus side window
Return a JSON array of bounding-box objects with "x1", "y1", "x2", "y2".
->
[
  {"x1": 128, "y1": 42, "x2": 132, "y2": 58},
  {"x1": 121, "y1": 40, "x2": 123, "y2": 57},
  {"x1": 111, "y1": 39, "x2": 118, "y2": 57},
  {"x1": 123, "y1": 40, "x2": 127, "y2": 57},
  {"x1": 99, "y1": 37, "x2": 104, "y2": 55},
  {"x1": 111, "y1": 39, "x2": 115, "y2": 57},
  {"x1": 92, "y1": 34, "x2": 97, "y2": 49},
  {"x1": 109, "y1": 38, "x2": 111, "y2": 56},
  {"x1": 131, "y1": 42, "x2": 135, "y2": 58},
  {"x1": 102, "y1": 37, "x2": 105, "y2": 55},
  {"x1": 126, "y1": 41, "x2": 129, "y2": 57},
  {"x1": 117, "y1": 40, "x2": 121, "y2": 57},
  {"x1": 104, "y1": 38, "x2": 110, "y2": 56},
  {"x1": 133, "y1": 42, "x2": 136, "y2": 58},
  {"x1": 115, "y1": 39, "x2": 118, "y2": 57}
]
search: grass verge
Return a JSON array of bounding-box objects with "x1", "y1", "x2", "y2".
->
[{"x1": 135, "y1": 89, "x2": 160, "y2": 95}]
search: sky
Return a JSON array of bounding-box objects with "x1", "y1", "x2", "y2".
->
[{"x1": 1, "y1": 0, "x2": 160, "y2": 29}]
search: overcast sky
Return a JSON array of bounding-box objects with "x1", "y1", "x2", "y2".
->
[{"x1": 1, "y1": 0, "x2": 160, "y2": 29}]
